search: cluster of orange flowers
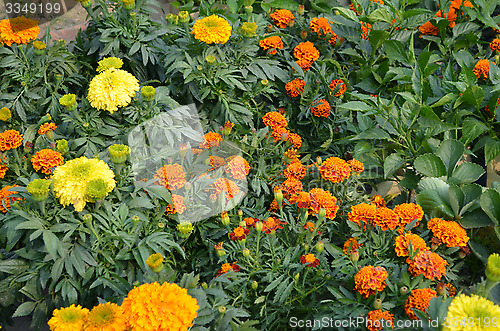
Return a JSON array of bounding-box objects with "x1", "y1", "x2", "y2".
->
[
  {"x1": 418, "y1": 0, "x2": 472, "y2": 36},
  {"x1": 427, "y1": 217, "x2": 469, "y2": 247},
  {"x1": 0, "y1": 130, "x2": 23, "y2": 151},
  {"x1": 165, "y1": 194, "x2": 186, "y2": 215},
  {"x1": 394, "y1": 232, "x2": 429, "y2": 257},
  {"x1": 212, "y1": 177, "x2": 240, "y2": 202},
  {"x1": 404, "y1": 288, "x2": 436, "y2": 320},
  {"x1": 294, "y1": 41, "x2": 320, "y2": 71},
  {"x1": 285, "y1": 78, "x2": 305, "y2": 98},
  {"x1": 311, "y1": 99, "x2": 331, "y2": 118},
  {"x1": 309, "y1": 17, "x2": 338, "y2": 45},
  {"x1": 270, "y1": 9, "x2": 295, "y2": 29},
  {"x1": 0, "y1": 185, "x2": 21, "y2": 213},
  {"x1": 259, "y1": 36, "x2": 284, "y2": 55},
  {"x1": 224, "y1": 155, "x2": 250, "y2": 180},
  {"x1": 262, "y1": 216, "x2": 287, "y2": 234},
  {"x1": 262, "y1": 111, "x2": 303, "y2": 149},
  {"x1": 317, "y1": 157, "x2": 352, "y2": 183},
  {"x1": 290, "y1": 188, "x2": 339, "y2": 220},
  {"x1": 348, "y1": 202, "x2": 423, "y2": 232},
  {"x1": 473, "y1": 59, "x2": 490, "y2": 79},
  {"x1": 354, "y1": 265, "x2": 388, "y2": 298},
  {"x1": 366, "y1": 310, "x2": 394, "y2": 331},
  {"x1": 31, "y1": 149, "x2": 64, "y2": 175}
]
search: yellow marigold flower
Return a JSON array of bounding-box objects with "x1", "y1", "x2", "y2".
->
[
  {"x1": 0, "y1": 16, "x2": 40, "y2": 46},
  {"x1": 486, "y1": 253, "x2": 500, "y2": 283},
  {"x1": 96, "y1": 57, "x2": 123, "y2": 72},
  {"x1": 285, "y1": 79, "x2": 305, "y2": 98},
  {"x1": 108, "y1": 144, "x2": 130, "y2": 164},
  {"x1": 348, "y1": 203, "x2": 376, "y2": 230},
  {"x1": 366, "y1": 310, "x2": 394, "y2": 331},
  {"x1": 329, "y1": 79, "x2": 346, "y2": 97},
  {"x1": 53, "y1": 157, "x2": 116, "y2": 212},
  {"x1": 309, "y1": 17, "x2": 338, "y2": 45},
  {"x1": 33, "y1": 40, "x2": 46, "y2": 50},
  {"x1": 407, "y1": 250, "x2": 448, "y2": 281},
  {"x1": 59, "y1": 94, "x2": 77, "y2": 111},
  {"x1": 87, "y1": 68, "x2": 140, "y2": 113},
  {"x1": 473, "y1": 59, "x2": 490, "y2": 79},
  {"x1": 443, "y1": 294, "x2": 500, "y2": 331},
  {"x1": 48, "y1": 304, "x2": 89, "y2": 331},
  {"x1": 317, "y1": 157, "x2": 351, "y2": 183},
  {"x1": 308, "y1": 188, "x2": 339, "y2": 219},
  {"x1": 165, "y1": 194, "x2": 186, "y2": 215},
  {"x1": 85, "y1": 302, "x2": 127, "y2": 331},
  {"x1": 259, "y1": 36, "x2": 284, "y2": 55},
  {"x1": 153, "y1": 164, "x2": 186, "y2": 190},
  {"x1": 427, "y1": 218, "x2": 469, "y2": 248},
  {"x1": 192, "y1": 15, "x2": 232, "y2": 45},
  {"x1": 270, "y1": 9, "x2": 295, "y2": 28},
  {"x1": 404, "y1": 288, "x2": 436, "y2": 320},
  {"x1": 121, "y1": 282, "x2": 199, "y2": 331},
  {"x1": 373, "y1": 207, "x2": 400, "y2": 231},
  {"x1": 241, "y1": 22, "x2": 257, "y2": 37},
  {"x1": 0, "y1": 185, "x2": 21, "y2": 213},
  {"x1": 394, "y1": 233, "x2": 429, "y2": 257},
  {"x1": 0, "y1": 130, "x2": 23, "y2": 151},
  {"x1": 343, "y1": 237, "x2": 362, "y2": 256},
  {"x1": 31, "y1": 149, "x2": 64, "y2": 175},
  {"x1": 224, "y1": 155, "x2": 250, "y2": 180},
  {"x1": 199, "y1": 132, "x2": 223, "y2": 149},
  {"x1": 394, "y1": 203, "x2": 424, "y2": 229},
  {"x1": 0, "y1": 107, "x2": 11, "y2": 121},
  {"x1": 56, "y1": 139, "x2": 69, "y2": 154},
  {"x1": 26, "y1": 178, "x2": 51, "y2": 202},
  {"x1": 38, "y1": 122, "x2": 57, "y2": 135},
  {"x1": 300, "y1": 253, "x2": 319, "y2": 267},
  {"x1": 311, "y1": 99, "x2": 331, "y2": 118},
  {"x1": 354, "y1": 265, "x2": 388, "y2": 298},
  {"x1": 140, "y1": 86, "x2": 156, "y2": 101},
  {"x1": 146, "y1": 253, "x2": 164, "y2": 272},
  {"x1": 294, "y1": 41, "x2": 320, "y2": 71}
]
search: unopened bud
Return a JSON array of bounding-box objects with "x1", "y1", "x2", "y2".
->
[
  {"x1": 316, "y1": 241, "x2": 324, "y2": 254},
  {"x1": 300, "y1": 30, "x2": 307, "y2": 39},
  {"x1": 373, "y1": 299, "x2": 382, "y2": 310},
  {"x1": 238, "y1": 209, "x2": 243, "y2": 216},
  {"x1": 304, "y1": 244, "x2": 309, "y2": 252},
  {"x1": 294, "y1": 273, "x2": 300, "y2": 281},
  {"x1": 316, "y1": 156, "x2": 322, "y2": 166},
  {"x1": 351, "y1": 250, "x2": 359, "y2": 262},
  {"x1": 239, "y1": 220, "x2": 246, "y2": 227},
  {"x1": 221, "y1": 212, "x2": 230, "y2": 226},
  {"x1": 202, "y1": 282, "x2": 208, "y2": 289},
  {"x1": 82, "y1": 214, "x2": 93, "y2": 223},
  {"x1": 399, "y1": 286, "x2": 409, "y2": 295},
  {"x1": 255, "y1": 221, "x2": 263, "y2": 232},
  {"x1": 245, "y1": 5, "x2": 253, "y2": 14},
  {"x1": 318, "y1": 208, "x2": 326, "y2": 219},
  {"x1": 242, "y1": 248, "x2": 250, "y2": 257},
  {"x1": 289, "y1": 19, "x2": 295, "y2": 27},
  {"x1": 251, "y1": 280, "x2": 258, "y2": 289},
  {"x1": 436, "y1": 282, "x2": 446, "y2": 296},
  {"x1": 297, "y1": 5, "x2": 305, "y2": 15},
  {"x1": 267, "y1": 24, "x2": 273, "y2": 33},
  {"x1": 218, "y1": 306, "x2": 226, "y2": 314}
]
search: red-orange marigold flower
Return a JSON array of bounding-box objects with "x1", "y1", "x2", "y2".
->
[
  {"x1": 311, "y1": 99, "x2": 331, "y2": 118},
  {"x1": 283, "y1": 148, "x2": 299, "y2": 163},
  {"x1": 31, "y1": 149, "x2": 64, "y2": 175},
  {"x1": 262, "y1": 111, "x2": 288, "y2": 129},
  {"x1": 370, "y1": 194, "x2": 386, "y2": 208},
  {"x1": 303, "y1": 221, "x2": 315, "y2": 232},
  {"x1": 0, "y1": 162, "x2": 7, "y2": 179},
  {"x1": 308, "y1": 188, "x2": 339, "y2": 219},
  {"x1": 348, "y1": 203, "x2": 376, "y2": 230},
  {"x1": 329, "y1": 79, "x2": 346, "y2": 97},
  {"x1": 285, "y1": 79, "x2": 305, "y2": 98},
  {"x1": 224, "y1": 155, "x2": 250, "y2": 180},
  {"x1": 318, "y1": 157, "x2": 351, "y2": 183},
  {"x1": 393, "y1": 203, "x2": 424, "y2": 229},
  {"x1": 407, "y1": 250, "x2": 448, "y2": 281},
  {"x1": 199, "y1": 132, "x2": 223, "y2": 149},
  {"x1": 394, "y1": 233, "x2": 429, "y2": 257},
  {"x1": 427, "y1": 218, "x2": 469, "y2": 247},
  {"x1": 154, "y1": 163, "x2": 186, "y2": 190},
  {"x1": 212, "y1": 177, "x2": 240, "y2": 202},
  {"x1": 473, "y1": 59, "x2": 490, "y2": 79},
  {"x1": 262, "y1": 216, "x2": 286, "y2": 234},
  {"x1": 404, "y1": 288, "x2": 437, "y2": 320},
  {"x1": 271, "y1": 127, "x2": 289, "y2": 142},
  {"x1": 290, "y1": 191, "x2": 310, "y2": 209},
  {"x1": 270, "y1": 9, "x2": 295, "y2": 28},
  {"x1": 490, "y1": 39, "x2": 500, "y2": 52},
  {"x1": 282, "y1": 177, "x2": 303, "y2": 197},
  {"x1": 300, "y1": 253, "x2": 319, "y2": 267},
  {"x1": 294, "y1": 41, "x2": 320, "y2": 71},
  {"x1": 259, "y1": 36, "x2": 284, "y2": 55},
  {"x1": 244, "y1": 217, "x2": 258, "y2": 227},
  {"x1": 38, "y1": 122, "x2": 57, "y2": 135},
  {"x1": 348, "y1": 158, "x2": 364, "y2": 175},
  {"x1": 209, "y1": 156, "x2": 226, "y2": 169},
  {"x1": 229, "y1": 226, "x2": 249, "y2": 241},
  {"x1": 216, "y1": 262, "x2": 240, "y2": 277},
  {"x1": 0, "y1": 185, "x2": 21, "y2": 213},
  {"x1": 373, "y1": 207, "x2": 400, "y2": 231},
  {"x1": 366, "y1": 310, "x2": 394, "y2": 331},
  {"x1": 165, "y1": 194, "x2": 186, "y2": 215},
  {"x1": 343, "y1": 237, "x2": 362, "y2": 255},
  {"x1": 0, "y1": 130, "x2": 23, "y2": 151},
  {"x1": 418, "y1": 21, "x2": 438, "y2": 36},
  {"x1": 309, "y1": 17, "x2": 338, "y2": 45},
  {"x1": 287, "y1": 132, "x2": 302, "y2": 149},
  {"x1": 284, "y1": 159, "x2": 306, "y2": 180},
  {"x1": 354, "y1": 266, "x2": 388, "y2": 298}
]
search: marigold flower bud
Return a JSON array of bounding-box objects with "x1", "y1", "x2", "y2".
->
[
  {"x1": 24, "y1": 141, "x2": 33, "y2": 153},
  {"x1": 177, "y1": 221, "x2": 194, "y2": 238},
  {"x1": 436, "y1": 282, "x2": 446, "y2": 296},
  {"x1": 242, "y1": 248, "x2": 250, "y2": 257},
  {"x1": 238, "y1": 209, "x2": 243, "y2": 217},
  {"x1": 486, "y1": 253, "x2": 500, "y2": 282},
  {"x1": 82, "y1": 214, "x2": 93, "y2": 223},
  {"x1": 244, "y1": 6, "x2": 253, "y2": 14},
  {"x1": 300, "y1": 30, "x2": 307, "y2": 40},
  {"x1": 255, "y1": 221, "x2": 263, "y2": 232},
  {"x1": 294, "y1": 273, "x2": 300, "y2": 281},
  {"x1": 202, "y1": 282, "x2": 208, "y2": 289},
  {"x1": 318, "y1": 208, "x2": 326, "y2": 219},
  {"x1": 297, "y1": 5, "x2": 305, "y2": 15},
  {"x1": 132, "y1": 215, "x2": 140, "y2": 223},
  {"x1": 373, "y1": 299, "x2": 382, "y2": 310},
  {"x1": 316, "y1": 156, "x2": 322, "y2": 166},
  {"x1": 0, "y1": 107, "x2": 11, "y2": 121},
  {"x1": 316, "y1": 241, "x2": 324, "y2": 254},
  {"x1": 33, "y1": 41, "x2": 46, "y2": 55},
  {"x1": 141, "y1": 86, "x2": 156, "y2": 101},
  {"x1": 178, "y1": 11, "x2": 190, "y2": 23},
  {"x1": 205, "y1": 54, "x2": 216, "y2": 64},
  {"x1": 251, "y1": 280, "x2": 258, "y2": 289},
  {"x1": 108, "y1": 144, "x2": 130, "y2": 164},
  {"x1": 399, "y1": 286, "x2": 409, "y2": 295},
  {"x1": 351, "y1": 250, "x2": 360, "y2": 262},
  {"x1": 273, "y1": 186, "x2": 283, "y2": 205},
  {"x1": 166, "y1": 13, "x2": 179, "y2": 25},
  {"x1": 218, "y1": 306, "x2": 226, "y2": 314},
  {"x1": 221, "y1": 211, "x2": 230, "y2": 226},
  {"x1": 122, "y1": 0, "x2": 135, "y2": 10},
  {"x1": 304, "y1": 244, "x2": 309, "y2": 252},
  {"x1": 267, "y1": 24, "x2": 273, "y2": 33},
  {"x1": 27, "y1": 179, "x2": 51, "y2": 202}
]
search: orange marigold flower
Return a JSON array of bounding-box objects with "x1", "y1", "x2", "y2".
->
[
  {"x1": 350, "y1": 2, "x2": 362, "y2": 15},
  {"x1": 427, "y1": 218, "x2": 469, "y2": 247},
  {"x1": 287, "y1": 132, "x2": 302, "y2": 149},
  {"x1": 348, "y1": 158, "x2": 364, "y2": 175},
  {"x1": 0, "y1": 185, "x2": 21, "y2": 213},
  {"x1": 269, "y1": 199, "x2": 279, "y2": 211},
  {"x1": 285, "y1": 78, "x2": 306, "y2": 98},
  {"x1": 473, "y1": 59, "x2": 490, "y2": 79},
  {"x1": 270, "y1": 9, "x2": 295, "y2": 28},
  {"x1": 311, "y1": 99, "x2": 331, "y2": 118},
  {"x1": 394, "y1": 233, "x2": 429, "y2": 257},
  {"x1": 370, "y1": 194, "x2": 386, "y2": 208},
  {"x1": 290, "y1": 191, "x2": 310, "y2": 209},
  {"x1": 318, "y1": 157, "x2": 351, "y2": 183},
  {"x1": 373, "y1": 207, "x2": 399, "y2": 231},
  {"x1": 259, "y1": 36, "x2": 284, "y2": 55},
  {"x1": 366, "y1": 310, "x2": 394, "y2": 331},
  {"x1": 224, "y1": 155, "x2": 250, "y2": 180},
  {"x1": 354, "y1": 266, "x2": 388, "y2": 298},
  {"x1": 283, "y1": 148, "x2": 299, "y2": 163},
  {"x1": 0, "y1": 16, "x2": 40, "y2": 46},
  {"x1": 199, "y1": 132, "x2": 223, "y2": 149},
  {"x1": 329, "y1": 79, "x2": 346, "y2": 97},
  {"x1": 294, "y1": 41, "x2": 320, "y2": 71},
  {"x1": 446, "y1": 283, "x2": 456, "y2": 297},
  {"x1": 214, "y1": 242, "x2": 223, "y2": 250},
  {"x1": 244, "y1": 217, "x2": 258, "y2": 227},
  {"x1": 271, "y1": 127, "x2": 289, "y2": 142},
  {"x1": 0, "y1": 130, "x2": 23, "y2": 151},
  {"x1": 361, "y1": 21, "x2": 372, "y2": 39},
  {"x1": 216, "y1": 262, "x2": 240, "y2": 277},
  {"x1": 300, "y1": 253, "x2": 319, "y2": 267},
  {"x1": 451, "y1": 0, "x2": 473, "y2": 9},
  {"x1": 418, "y1": 20, "x2": 438, "y2": 36},
  {"x1": 121, "y1": 282, "x2": 199, "y2": 331},
  {"x1": 308, "y1": 188, "x2": 339, "y2": 219},
  {"x1": 31, "y1": 149, "x2": 64, "y2": 175},
  {"x1": 282, "y1": 177, "x2": 303, "y2": 197},
  {"x1": 165, "y1": 194, "x2": 186, "y2": 215},
  {"x1": 393, "y1": 203, "x2": 424, "y2": 229},
  {"x1": 407, "y1": 250, "x2": 448, "y2": 281},
  {"x1": 38, "y1": 122, "x2": 57, "y2": 135},
  {"x1": 303, "y1": 221, "x2": 315, "y2": 232},
  {"x1": 209, "y1": 155, "x2": 226, "y2": 169},
  {"x1": 309, "y1": 17, "x2": 338, "y2": 45},
  {"x1": 154, "y1": 163, "x2": 186, "y2": 190},
  {"x1": 490, "y1": 39, "x2": 500, "y2": 52},
  {"x1": 404, "y1": 288, "x2": 437, "y2": 320},
  {"x1": 284, "y1": 159, "x2": 306, "y2": 180},
  {"x1": 0, "y1": 164, "x2": 8, "y2": 179},
  {"x1": 212, "y1": 177, "x2": 240, "y2": 202},
  {"x1": 262, "y1": 216, "x2": 286, "y2": 234},
  {"x1": 343, "y1": 237, "x2": 362, "y2": 255},
  {"x1": 348, "y1": 203, "x2": 376, "y2": 230},
  {"x1": 262, "y1": 111, "x2": 288, "y2": 129},
  {"x1": 229, "y1": 226, "x2": 249, "y2": 241}
]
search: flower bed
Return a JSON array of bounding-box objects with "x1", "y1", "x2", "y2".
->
[{"x1": 0, "y1": 0, "x2": 500, "y2": 330}]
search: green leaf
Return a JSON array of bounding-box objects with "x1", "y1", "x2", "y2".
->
[
  {"x1": 367, "y1": 8, "x2": 393, "y2": 23},
  {"x1": 430, "y1": 93, "x2": 456, "y2": 108},
  {"x1": 480, "y1": 189, "x2": 500, "y2": 225},
  {"x1": 369, "y1": 30, "x2": 390, "y2": 52},
  {"x1": 485, "y1": 140, "x2": 500, "y2": 164},
  {"x1": 448, "y1": 184, "x2": 464, "y2": 217},
  {"x1": 0, "y1": 259, "x2": 29, "y2": 274},
  {"x1": 338, "y1": 101, "x2": 371, "y2": 111},
  {"x1": 268, "y1": 0, "x2": 299, "y2": 10},
  {"x1": 436, "y1": 139, "x2": 464, "y2": 177},
  {"x1": 414, "y1": 154, "x2": 446, "y2": 177},
  {"x1": 462, "y1": 85, "x2": 485, "y2": 110},
  {"x1": 353, "y1": 127, "x2": 391, "y2": 140},
  {"x1": 468, "y1": 240, "x2": 489, "y2": 263},
  {"x1": 460, "y1": 209, "x2": 493, "y2": 228},
  {"x1": 417, "y1": 188, "x2": 454, "y2": 218},
  {"x1": 384, "y1": 153, "x2": 405, "y2": 179},
  {"x1": 384, "y1": 40, "x2": 408, "y2": 63},
  {"x1": 449, "y1": 163, "x2": 485, "y2": 185},
  {"x1": 43, "y1": 230, "x2": 60, "y2": 260},
  {"x1": 461, "y1": 117, "x2": 489, "y2": 145},
  {"x1": 13, "y1": 301, "x2": 36, "y2": 317}
]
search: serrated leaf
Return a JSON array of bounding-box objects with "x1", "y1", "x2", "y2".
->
[
  {"x1": 450, "y1": 163, "x2": 485, "y2": 185},
  {"x1": 13, "y1": 301, "x2": 36, "y2": 317},
  {"x1": 480, "y1": 189, "x2": 500, "y2": 225},
  {"x1": 384, "y1": 153, "x2": 405, "y2": 179},
  {"x1": 414, "y1": 154, "x2": 446, "y2": 177},
  {"x1": 436, "y1": 139, "x2": 464, "y2": 177}
]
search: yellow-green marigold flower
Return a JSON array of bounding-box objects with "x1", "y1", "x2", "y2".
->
[
  {"x1": 179, "y1": 11, "x2": 190, "y2": 23},
  {"x1": 87, "y1": 68, "x2": 139, "y2": 113},
  {"x1": 53, "y1": 156, "x2": 116, "y2": 212},
  {"x1": 140, "y1": 86, "x2": 156, "y2": 101},
  {"x1": 146, "y1": 253, "x2": 164, "y2": 272},
  {"x1": 96, "y1": 57, "x2": 123, "y2": 72},
  {"x1": 166, "y1": 13, "x2": 179, "y2": 25},
  {"x1": 48, "y1": 304, "x2": 89, "y2": 331},
  {"x1": 0, "y1": 107, "x2": 11, "y2": 121},
  {"x1": 108, "y1": 144, "x2": 130, "y2": 164},
  {"x1": 59, "y1": 94, "x2": 77, "y2": 111},
  {"x1": 442, "y1": 294, "x2": 500, "y2": 331},
  {"x1": 85, "y1": 302, "x2": 127, "y2": 331},
  {"x1": 26, "y1": 178, "x2": 51, "y2": 202},
  {"x1": 56, "y1": 139, "x2": 69, "y2": 154},
  {"x1": 192, "y1": 15, "x2": 232, "y2": 45},
  {"x1": 205, "y1": 55, "x2": 216, "y2": 64},
  {"x1": 86, "y1": 178, "x2": 111, "y2": 200},
  {"x1": 486, "y1": 253, "x2": 500, "y2": 282},
  {"x1": 33, "y1": 40, "x2": 46, "y2": 50},
  {"x1": 242, "y1": 22, "x2": 257, "y2": 37},
  {"x1": 122, "y1": 0, "x2": 134, "y2": 9},
  {"x1": 177, "y1": 221, "x2": 194, "y2": 238}
]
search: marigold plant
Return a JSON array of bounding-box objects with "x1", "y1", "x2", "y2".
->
[
  {"x1": 404, "y1": 288, "x2": 437, "y2": 320},
  {"x1": 354, "y1": 266, "x2": 388, "y2": 298}
]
